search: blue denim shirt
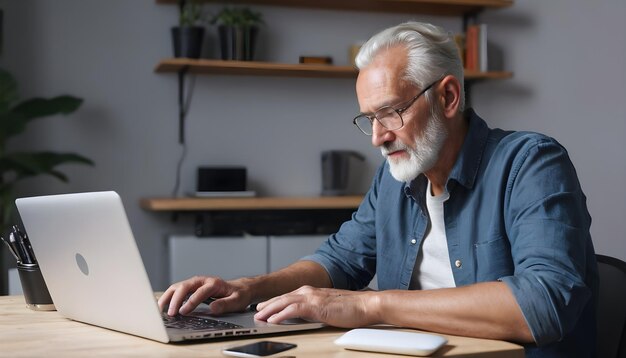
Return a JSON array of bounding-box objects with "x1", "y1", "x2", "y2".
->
[{"x1": 303, "y1": 109, "x2": 597, "y2": 357}]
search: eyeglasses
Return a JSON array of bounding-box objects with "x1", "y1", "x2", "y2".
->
[{"x1": 353, "y1": 79, "x2": 439, "y2": 135}]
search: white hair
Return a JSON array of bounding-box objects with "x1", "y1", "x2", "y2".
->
[{"x1": 355, "y1": 21, "x2": 465, "y2": 111}]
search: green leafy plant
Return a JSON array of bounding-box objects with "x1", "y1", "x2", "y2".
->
[
  {"x1": 179, "y1": 2, "x2": 207, "y2": 27},
  {"x1": 0, "y1": 68, "x2": 94, "y2": 233},
  {"x1": 210, "y1": 7, "x2": 264, "y2": 27}
]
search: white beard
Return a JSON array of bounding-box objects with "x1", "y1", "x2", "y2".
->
[{"x1": 381, "y1": 110, "x2": 447, "y2": 183}]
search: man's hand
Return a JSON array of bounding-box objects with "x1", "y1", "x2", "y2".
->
[
  {"x1": 254, "y1": 282, "x2": 533, "y2": 343},
  {"x1": 254, "y1": 286, "x2": 380, "y2": 328},
  {"x1": 158, "y1": 261, "x2": 332, "y2": 318},
  {"x1": 158, "y1": 276, "x2": 252, "y2": 316}
]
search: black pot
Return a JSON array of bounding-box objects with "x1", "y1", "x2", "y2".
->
[
  {"x1": 171, "y1": 26, "x2": 205, "y2": 59},
  {"x1": 218, "y1": 25, "x2": 259, "y2": 61}
]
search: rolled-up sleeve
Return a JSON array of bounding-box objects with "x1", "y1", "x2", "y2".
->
[
  {"x1": 301, "y1": 165, "x2": 384, "y2": 290},
  {"x1": 499, "y1": 137, "x2": 593, "y2": 346}
]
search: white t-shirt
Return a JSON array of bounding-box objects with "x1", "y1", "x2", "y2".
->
[{"x1": 409, "y1": 180, "x2": 456, "y2": 290}]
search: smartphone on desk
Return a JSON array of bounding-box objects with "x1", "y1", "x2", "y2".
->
[{"x1": 222, "y1": 341, "x2": 297, "y2": 357}]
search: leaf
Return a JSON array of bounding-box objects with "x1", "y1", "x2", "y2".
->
[
  {"x1": 0, "y1": 68, "x2": 19, "y2": 114},
  {"x1": 0, "y1": 111, "x2": 28, "y2": 146},
  {"x1": 11, "y1": 96, "x2": 83, "y2": 121},
  {"x1": 179, "y1": 2, "x2": 205, "y2": 26},
  {"x1": 0, "y1": 184, "x2": 15, "y2": 234},
  {"x1": 211, "y1": 7, "x2": 263, "y2": 26},
  {"x1": 0, "y1": 151, "x2": 94, "y2": 181}
]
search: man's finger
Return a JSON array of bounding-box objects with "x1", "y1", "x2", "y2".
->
[
  {"x1": 209, "y1": 293, "x2": 247, "y2": 315},
  {"x1": 254, "y1": 293, "x2": 300, "y2": 321},
  {"x1": 266, "y1": 303, "x2": 306, "y2": 324},
  {"x1": 157, "y1": 288, "x2": 174, "y2": 312}
]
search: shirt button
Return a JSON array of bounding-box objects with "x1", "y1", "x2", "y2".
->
[
  {"x1": 455, "y1": 259, "x2": 462, "y2": 268},
  {"x1": 410, "y1": 239, "x2": 417, "y2": 245}
]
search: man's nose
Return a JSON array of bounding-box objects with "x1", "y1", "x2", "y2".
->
[{"x1": 372, "y1": 120, "x2": 394, "y2": 147}]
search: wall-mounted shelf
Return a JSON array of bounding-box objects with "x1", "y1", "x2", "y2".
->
[
  {"x1": 149, "y1": 0, "x2": 515, "y2": 235},
  {"x1": 141, "y1": 196, "x2": 364, "y2": 212},
  {"x1": 155, "y1": 58, "x2": 513, "y2": 81},
  {"x1": 155, "y1": 59, "x2": 357, "y2": 79},
  {"x1": 142, "y1": 196, "x2": 363, "y2": 235},
  {"x1": 157, "y1": 0, "x2": 515, "y2": 144},
  {"x1": 155, "y1": 0, "x2": 513, "y2": 16}
]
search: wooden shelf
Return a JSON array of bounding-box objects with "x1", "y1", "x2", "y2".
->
[
  {"x1": 140, "y1": 196, "x2": 364, "y2": 211},
  {"x1": 156, "y1": 0, "x2": 513, "y2": 16},
  {"x1": 155, "y1": 58, "x2": 513, "y2": 81},
  {"x1": 155, "y1": 58, "x2": 358, "y2": 79},
  {"x1": 463, "y1": 70, "x2": 514, "y2": 80}
]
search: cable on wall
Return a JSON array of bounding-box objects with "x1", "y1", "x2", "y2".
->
[{"x1": 171, "y1": 70, "x2": 197, "y2": 198}]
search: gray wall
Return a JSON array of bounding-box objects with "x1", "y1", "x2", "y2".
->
[{"x1": 1, "y1": 0, "x2": 624, "y2": 290}]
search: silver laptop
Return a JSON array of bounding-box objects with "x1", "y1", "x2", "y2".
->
[{"x1": 15, "y1": 191, "x2": 324, "y2": 343}]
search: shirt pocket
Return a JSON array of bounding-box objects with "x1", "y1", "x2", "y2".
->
[{"x1": 473, "y1": 237, "x2": 514, "y2": 281}]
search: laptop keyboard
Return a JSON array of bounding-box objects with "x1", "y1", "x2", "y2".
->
[{"x1": 162, "y1": 313, "x2": 243, "y2": 331}]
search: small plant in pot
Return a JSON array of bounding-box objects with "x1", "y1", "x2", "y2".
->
[
  {"x1": 171, "y1": 2, "x2": 207, "y2": 59},
  {"x1": 211, "y1": 7, "x2": 264, "y2": 61}
]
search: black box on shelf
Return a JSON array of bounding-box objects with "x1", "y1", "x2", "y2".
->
[{"x1": 197, "y1": 167, "x2": 246, "y2": 192}]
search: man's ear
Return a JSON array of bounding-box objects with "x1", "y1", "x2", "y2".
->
[{"x1": 438, "y1": 75, "x2": 462, "y2": 118}]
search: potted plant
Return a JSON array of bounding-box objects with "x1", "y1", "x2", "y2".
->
[
  {"x1": 171, "y1": 1, "x2": 207, "y2": 59},
  {"x1": 211, "y1": 7, "x2": 264, "y2": 61},
  {"x1": 0, "y1": 68, "x2": 94, "y2": 234}
]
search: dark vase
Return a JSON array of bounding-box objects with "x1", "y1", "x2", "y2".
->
[
  {"x1": 218, "y1": 25, "x2": 259, "y2": 61},
  {"x1": 171, "y1": 26, "x2": 205, "y2": 59}
]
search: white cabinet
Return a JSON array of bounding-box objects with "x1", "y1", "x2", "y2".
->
[
  {"x1": 168, "y1": 236, "x2": 267, "y2": 282},
  {"x1": 167, "y1": 235, "x2": 379, "y2": 289},
  {"x1": 168, "y1": 235, "x2": 329, "y2": 282},
  {"x1": 268, "y1": 235, "x2": 328, "y2": 272}
]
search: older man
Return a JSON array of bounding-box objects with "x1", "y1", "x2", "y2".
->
[{"x1": 159, "y1": 21, "x2": 597, "y2": 357}]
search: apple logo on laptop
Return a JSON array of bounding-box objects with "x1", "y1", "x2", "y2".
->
[{"x1": 75, "y1": 253, "x2": 89, "y2": 276}]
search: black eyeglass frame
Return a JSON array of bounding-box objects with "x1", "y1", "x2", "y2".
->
[{"x1": 352, "y1": 79, "x2": 440, "y2": 135}]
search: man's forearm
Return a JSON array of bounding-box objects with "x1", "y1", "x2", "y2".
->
[
  {"x1": 237, "y1": 260, "x2": 333, "y2": 303},
  {"x1": 372, "y1": 281, "x2": 534, "y2": 343}
]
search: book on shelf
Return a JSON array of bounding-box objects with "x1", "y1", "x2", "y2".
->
[{"x1": 464, "y1": 24, "x2": 488, "y2": 72}]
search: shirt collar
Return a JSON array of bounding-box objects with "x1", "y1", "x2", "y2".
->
[
  {"x1": 403, "y1": 108, "x2": 490, "y2": 200},
  {"x1": 446, "y1": 108, "x2": 489, "y2": 190}
]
